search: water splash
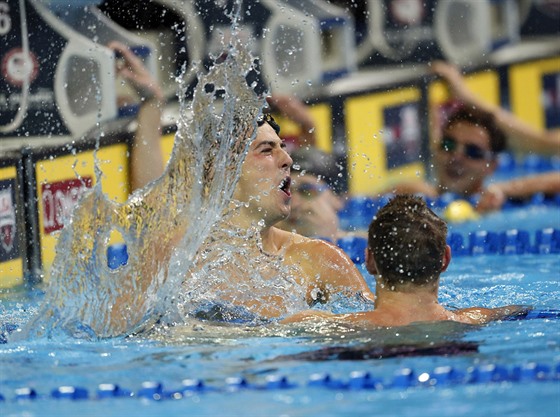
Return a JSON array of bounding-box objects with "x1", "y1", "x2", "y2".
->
[{"x1": 19, "y1": 26, "x2": 283, "y2": 339}]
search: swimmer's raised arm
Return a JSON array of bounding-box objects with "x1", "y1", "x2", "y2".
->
[
  {"x1": 107, "y1": 41, "x2": 165, "y2": 191},
  {"x1": 431, "y1": 60, "x2": 560, "y2": 156}
]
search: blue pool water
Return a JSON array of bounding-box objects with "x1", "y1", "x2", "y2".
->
[{"x1": 1, "y1": 202, "x2": 559, "y2": 417}]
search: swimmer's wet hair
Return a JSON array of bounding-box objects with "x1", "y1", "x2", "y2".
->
[
  {"x1": 368, "y1": 194, "x2": 447, "y2": 289},
  {"x1": 257, "y1": 113, "x2": 280, "y2": 135},
  {"x1": 445, "y1": 107, "x2": 507, "y2": 154}
]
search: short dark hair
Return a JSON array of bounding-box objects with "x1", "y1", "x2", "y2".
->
[
  {"x1": 368, "y1": 194, "x2": 447, "y2": 289},
  {"x1": 257, "y1": 113, "x2": 280, "y2": 134},
  {"x1": 445, "y1": 107, "x2": 507, "y2": 154}
]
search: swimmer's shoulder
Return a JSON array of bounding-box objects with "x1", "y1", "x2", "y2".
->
[
  {"x1": 272, "y1": 226, "x2": 334, "y2": 248},
  {"x1": 277, "y1": 228, "x2": 349, "y2": 258},
  {"x1": 272, "y1": 227, "x2": 369, "y2": 295}
]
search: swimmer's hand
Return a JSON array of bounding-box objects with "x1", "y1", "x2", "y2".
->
[
  {"x1": 489, "y1": 305, "x2": 532, "y2": 321},
  {"x1": 477, "y1": 185, "x2": 506, "y2": 213},
  {"x1": 430, "y1": 61, "x2": 478, "y2": 106},
  {"x1": 108, "y1": 41, "x2": 164, "y2": 104}
]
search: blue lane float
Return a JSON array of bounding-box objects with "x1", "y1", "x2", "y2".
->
[
  {"x1": 446, "y1": 228, "x2": 560, "y2": 256},
  {"x1": 336, "y1": 228, "x2": 560, "y2": 261},
  {"x1": 107, "y1": 243, "x2": 129, "y2": 269},
  {"x1": 339, "y1": 191, "x2": 560, "y2": 234},
  {"x1": 51, "y1": 386, "x2": 89, "y2": 400},
  {"x1": 2, "y1": 362, "x2": 558, "y2": 402},
  {"x1": 496, "y1": 153, "x2": 560, "y2": 175}
]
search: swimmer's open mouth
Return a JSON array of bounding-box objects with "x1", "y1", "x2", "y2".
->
[{"x1": 279, "y1": 177, "x2": 291, "y2": 197}]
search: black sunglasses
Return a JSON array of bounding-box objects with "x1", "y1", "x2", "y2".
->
[{"x1": 440, "y1": 136, "x2": 494, "y2": 161}]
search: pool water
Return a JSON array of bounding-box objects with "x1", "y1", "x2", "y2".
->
[{"x1": 1, "y1": 208, "x2": 559, "y2": 417}]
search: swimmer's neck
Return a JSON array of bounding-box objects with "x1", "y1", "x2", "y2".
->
[
  {"x1": 374, "y1": 283, "x2": 449, "y2": 318},
  {"x1": 227, "y1": 210, "x2": 288, "y2": 255},
  {"x1": 260, "y1": 226, "x2": 291, "y2": 255}
]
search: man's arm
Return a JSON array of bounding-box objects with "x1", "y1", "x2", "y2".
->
[
  {"x1": 478, "y1": 171, "x2": 560, "y2": 212},
  {"x1": 455, "y1": 305, "x2": 530, "y2": 324},
  {"x1": 280, "y1": 309, "x2": 337, "y2": 324}
]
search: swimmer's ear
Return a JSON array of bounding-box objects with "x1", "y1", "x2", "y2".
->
[
  {"x1": 442, "y1": 245, "x2": 451, "y2": 272},
  {"x1": 365, "y1": 247, "x2": 378, "y2": 275}
]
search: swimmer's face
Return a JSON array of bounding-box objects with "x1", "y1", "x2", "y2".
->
[
  {"x1": 291, "y1": 174, "x2": 343, "y2": 212},
  {"x1": 435, "y1": 121, "x2": 497, "y2": 196},
  {"x1": 233, "y1": 123, "x2": 293, "y2": 225},
  {"x1": 282, "y1": 173, "x2": 341, "y2": 241}
]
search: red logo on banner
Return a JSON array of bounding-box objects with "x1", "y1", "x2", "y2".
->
[
  {"x1": 41, "y1": 177, "x2": 93, "y2": 234},
  {"x1": 1, "y1": 48, "x2": 39, "y2": 87}
]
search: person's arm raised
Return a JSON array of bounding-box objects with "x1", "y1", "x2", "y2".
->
[
  {"x1": 108, "y1": 41, "x2": 165, "y2": 191},
  {"x1": 431, "y1": 60, "x2": 560, "y2": 156}
]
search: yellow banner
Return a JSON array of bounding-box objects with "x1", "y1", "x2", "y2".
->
[
  {"x1": 509, "y1": 57, "x2": 560, "y2": 129},
  {"x1": 345, "y1": 87, "x2": 423, "y2": 195},
  {"x1": 35, "y1": 143, "x2": 129, "y2": 281},
  {"x1": 0, "y1": 164, "x2": 24, "y2": 288}
]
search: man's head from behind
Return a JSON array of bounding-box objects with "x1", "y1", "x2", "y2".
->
[
  {"x1": 435, "y1": 107, "x2": 507, "y2": 196},
  {"x1": 367, "y1": 194, "x2": 449, "y2": 291}
]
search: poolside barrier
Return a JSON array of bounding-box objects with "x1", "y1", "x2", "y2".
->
[
  {"x1": 334, "y1": 228, "x2": 560, "y2": 262},
  {"x1": 104, "y1": 227, "x2": 559, "y2": 269},
  {"x1": 100, "y1": 183, "x2": 559, "y2": 268},
  {"x1": 339, "y1": 191, "x2": 560, "y2": 233},
  {"x1": 1, "y1": 362, "x2": 558, "y2": 402}
]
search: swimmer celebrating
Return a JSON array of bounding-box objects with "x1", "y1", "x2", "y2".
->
[
  {"x1": 79, "y1": 44, "x2": 375, "y2": 335},
  {"x1": 282, "y1": 194, "x2": 527, "y2": 326},
  {"x1": 184, "y1": 115, "x2": 375, "y2": 320}
]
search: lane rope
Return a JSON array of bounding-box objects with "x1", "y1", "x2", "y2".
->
[{"x1": 1, "y1": 362, "x2": 558, "y2": 402}]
